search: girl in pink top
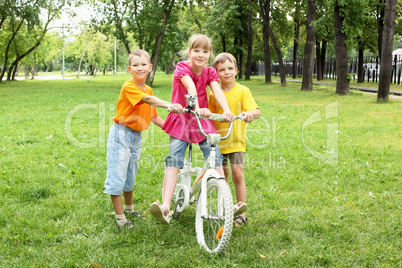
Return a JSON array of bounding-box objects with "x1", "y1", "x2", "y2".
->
[{"x1": 150, "y1": 34, "x2": 234, "y2": 224}]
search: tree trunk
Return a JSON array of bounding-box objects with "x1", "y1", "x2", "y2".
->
[
  {"x1": 77, "y1": 49, "x2": 85, "y2": 78},
  {"x1": 222, "y1": 34, "x2": 226, "y2": 52},
  {"x1": 316, "y1": 41, "x2": 322, "y2": 80},
  {"x1": 292, "y1": 16, "x2": 300, "y2": 79},
  {"x1": 149, "y1": 0, "x2": 175, "y2": 86},
  {"x1": 266, "y1": 24, "x2": 286, "y2": 86},
  {"x1": 377, "y1": 0, "x2": 396, "y2": 101},
  {"x1": 190, "y1": 3, "x2": 202, "y2": 31},
  {"x1": 262, "y1": 23, "x2": 271, "y2": 83},
  {"x1": 245, "y1": 0, "x2": 253, "y2": 80},
  {"x1": 112, "y1": 0, "x2": 131, "y2": 54},
  {"x1": 238, "y1": 36, "x2": 244, "y2": 79},
  {"x1": 31, "y1": 52, "x2": 36, "y2": 79},
  {"x1": 334, "y1": 2, "x2": 349, "y2": 95},
  {"x1": 320, "y1": 40, "x2": 327, "y2": 79},
  {"x1": 301, "y1": 0, "x2": 316, "y2": 91},
  {"x1": 357, "y1": 46, "x2": 364, "y2": 83},
  {"x1": 259, "y1": 0, "x2": 285, "y2": 85},
  {"x1": 0, "y1": 20, "x2": 24, "y2": 83}
]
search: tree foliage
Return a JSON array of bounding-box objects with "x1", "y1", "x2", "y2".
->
[{"x1": 1, "y1": 0, "x2": 401, "y2": 92}]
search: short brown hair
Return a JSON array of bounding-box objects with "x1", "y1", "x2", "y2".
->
[
  {"x1": 129, "y1": 49, "x2": 151, "y2": 65},
  {"x1": 214, "y1": 52, "x2": 237, "y2": 68}
]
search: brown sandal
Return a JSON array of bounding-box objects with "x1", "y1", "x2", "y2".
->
[{"x1": 234, "y1": 215, "x2": 248, "y2": 226}]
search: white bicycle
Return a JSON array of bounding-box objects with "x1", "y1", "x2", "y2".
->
[{"x1": 170, "y1": 94, "x2": 243, "y2": 254}]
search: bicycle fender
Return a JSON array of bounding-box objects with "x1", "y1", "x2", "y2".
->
[{"x1": 199, "y1": 169, "x2": 224, "y2": 217}]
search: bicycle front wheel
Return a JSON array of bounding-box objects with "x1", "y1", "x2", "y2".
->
[{"x1": 195, "y1": 177, "x2": 233, "y2": 254}]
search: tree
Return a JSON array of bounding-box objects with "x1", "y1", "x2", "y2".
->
[
  {"x1": 334, "y1": 0, "x2": 349, "y2": 95},
  {"x1": 301, "y1": 0, "x2": 316, "y2": 91},
  {"x1": 245, "y1": 0, "x2": 254, "y2": 80},
  {"x1": 291, "y1": 0, "x2": 305, "y2": 79},
  {"x1": 0, "y1": 0, "x2": 66, "y2": 82},
  {"x1": 377, "y1": 0, "x2": 397, "y2": 101},
  {"x1": 315, "y1": 0, "x2": 333, "y2": 81},
  {"x1": 258, "y1": 0, "x2": 286, "y2": 86},
  {"x1": 377, "y1": 0, "x2": 385, "y2": 60},
  {"x1": 148, "y1": 0, "x2": 177, "y2": 85}
]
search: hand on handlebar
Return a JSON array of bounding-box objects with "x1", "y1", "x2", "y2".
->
[
  {"x1": 222, "y1": 112, "x2": 234, "y2": 123},
  {"x1": 195, "y1": 108, "x2": 212, "y2": 119},
  {"x1": 241, "y1": 111, "x2": 254, "y2": 123},
  {"x1": 169, "y1": 103, "x2": 184, "y2": 114}
]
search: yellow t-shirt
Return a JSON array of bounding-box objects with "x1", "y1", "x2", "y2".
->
[
  {"x1": 112, "y1": 80, "x2": 158, "y2": 131},
  {"x1": 208, "y1": 83, "x2": 259, "y2": 154}
]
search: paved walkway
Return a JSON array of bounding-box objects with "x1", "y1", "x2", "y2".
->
[
  {"x1": 3, "y1": 75, "x2": 92, "y2": 81},
  {"x1": 281, "y1": 79, "x2": 402, "y2": 96}
]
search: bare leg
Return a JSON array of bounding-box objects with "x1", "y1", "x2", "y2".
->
[
  {"x1": 123, "y1": 190, "x2": 133, "y2": 206},
  {"x1": 111, "y1": 195, "x2": 123, "y2": 215},
  {"x1": 231, "y1": 164, "x2": 246, "y2": 219},
  {"x1": 162, "y1": 167, "x2": 179, "y2": 215},
  {"x1": 222, "y1": 164, "x2": 230, "y2": 183}
]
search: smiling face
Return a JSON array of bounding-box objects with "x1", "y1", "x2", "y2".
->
[
  {"x1": 215, "y1": 59, "x2": 238, "y2": 86},
  {"x1": 188, "y1": 47, "x2": 211, "y2": 69},
  {"x1": 128, "y1": 54, "x2": 152, "y2": 82}
]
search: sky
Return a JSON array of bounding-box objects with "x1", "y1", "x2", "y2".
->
[{"x1": 47, "y1": 3, "x2": 96, "y2": 36}]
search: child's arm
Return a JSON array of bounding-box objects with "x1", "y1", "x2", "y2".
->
[
  {"x1": 209, "y1": 81, "x2": 234, "y2": 122},
  {"x1": 242, "y1": 108, "x2": 261, "y2": 123},
  {"x1": 141, "y1": 95, "x2": 183, "y2": 113},
  {"x1": 151, "y1": 115, "x2": 165, "y2": 128}
]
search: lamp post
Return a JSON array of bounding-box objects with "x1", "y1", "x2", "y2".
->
[{"x1": 62, "y1": 46, "x2": 65, "y2": 79}]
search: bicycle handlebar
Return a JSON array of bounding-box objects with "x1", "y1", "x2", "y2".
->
[{"x1": 183, "y1": 108, "x2": 243, "y2": 140}]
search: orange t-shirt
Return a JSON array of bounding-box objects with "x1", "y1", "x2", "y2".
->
[{"x1": 112, "y1": 80, "x2": 158, "y2": 131}]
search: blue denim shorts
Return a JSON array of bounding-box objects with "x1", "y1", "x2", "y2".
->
[
  {"x1": 104, "y1": 123, "x2": 142, "y2": 196},
  {"x1": 165, "y1": 136, "x2": 223, "y2": 168}
]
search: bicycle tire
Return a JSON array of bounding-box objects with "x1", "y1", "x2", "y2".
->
[{"x1": 195, "y1": 177, "x2": 233, "y2": 254}]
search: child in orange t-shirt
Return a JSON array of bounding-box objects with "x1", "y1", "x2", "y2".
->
[{"x1": 104, "y1": 49, "x2": 182, "y2": 228}]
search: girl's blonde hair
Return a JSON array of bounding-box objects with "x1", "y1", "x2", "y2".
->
[
  {"x1": 182, "y1": 34, "x2": 214, "y2": 64},
  {"x1": 186, "y1": 34, "x2": 213, "y2": 53}
]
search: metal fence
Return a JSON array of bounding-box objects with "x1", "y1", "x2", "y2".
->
[{"x1": 251, "y1": 55, "x2": 402, "y2": 85}]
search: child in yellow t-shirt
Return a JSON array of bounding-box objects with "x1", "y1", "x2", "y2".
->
[
  {"x1": 104, "y1": 49, "x2": 182, "y2": 228},
  {"x1": 209, "y1": 52, "x2": 261, "y2": 226}
]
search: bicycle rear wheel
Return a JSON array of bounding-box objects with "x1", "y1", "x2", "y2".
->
[{"x1": 195, "y1": 177, "x2": 233, "y2": 254}]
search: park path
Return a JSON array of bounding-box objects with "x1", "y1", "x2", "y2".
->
[
  {"x1": 4, "y1": 75, "x2": 91, "y2": 81},
  {"x1": 267, "y1": 79, "x2": 402, "y2": 96}
]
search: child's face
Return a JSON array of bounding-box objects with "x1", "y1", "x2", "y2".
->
[
  {"x1": 128, "y1": 55, "x2": 152, "y2": 81},
  {"x1": 188, "y1": 47, "x2": 211, "y2": 68},
  {"x1": 216, "y1": 60, "x2": 237, "y2": 85}
]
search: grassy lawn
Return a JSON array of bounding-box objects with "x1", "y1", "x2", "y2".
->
[{"x1": 0, "y1": 73, "x2": 401, "y2": 267}]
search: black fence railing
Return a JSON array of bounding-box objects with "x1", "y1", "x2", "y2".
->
[{"x1": 251, "y1": 55, "x2": 402, "y2": 85}]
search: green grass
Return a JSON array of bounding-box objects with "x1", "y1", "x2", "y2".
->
[{"x1": 0, "y1": 73, "x2": 401, "y2": 267}]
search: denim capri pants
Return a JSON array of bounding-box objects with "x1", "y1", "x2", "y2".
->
[
  {"x1": 104, "y1": 123, "x2": 142, "y2": 196},
  {"x1": 165, "y1": 136, "x2": 223, "y2": 168}
]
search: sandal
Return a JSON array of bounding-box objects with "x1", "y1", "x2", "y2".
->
[
  {"x1": 150, "y1": 201, "x2": 170, "y2": 225},
  {"x1": 233, "y1": 202, "x2": 247, "y2": 217},
  {"x1": 116, "y1": 220, "x2": 134, "y2": 229},
  {"x1": 234, "y1": 215, "x2": 247, "y2": 226},
  {"x1": 131, "y1": 210, "x2": 146, "y2": 220}
]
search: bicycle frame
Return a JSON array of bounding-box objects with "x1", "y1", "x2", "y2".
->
[{"x1": 173, "y1": 108, "x2": 242, "y2": 219}]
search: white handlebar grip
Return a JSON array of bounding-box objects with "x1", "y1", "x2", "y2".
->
[
  {"x1": 167, "y1": 106, "x2": 172, "y2": 112},
  {"x1": 208, "y1": 113, "x2": 224, "y2": 121}
]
